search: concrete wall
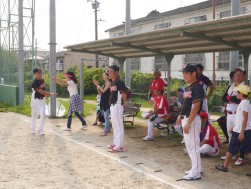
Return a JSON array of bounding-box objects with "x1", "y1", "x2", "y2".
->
[{"x1": 0, "y1": 84, "x2": 19, "y2": 106}]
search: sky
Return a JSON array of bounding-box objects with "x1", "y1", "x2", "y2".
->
[{"x1": 35, "y1": 0, "x2": 206, "y2": 51}]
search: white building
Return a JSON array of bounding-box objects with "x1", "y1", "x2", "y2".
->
[{"x1": 105, "y1": 0, "x2": 251, "y2": 80}]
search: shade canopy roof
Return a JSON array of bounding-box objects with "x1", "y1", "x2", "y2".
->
[{"x1": 65, "y1": 14, "x2": 251, "y2": 59}]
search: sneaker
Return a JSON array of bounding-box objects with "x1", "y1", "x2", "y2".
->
[
  {"x1": 38, "y1": 130, "x2": 45, "y2": 135},
  {"x1": 108, "y1": 147, "x2": 123, "y2": 153},
  {"x1": 107, "y1": 144, "x2": 115, "y2": 149},
  {"x1": 185, "y1": 170, "x2": 203, "y2": 175},
  {"x1": 215, "y1": 164, "x2": 228, "y2": 172},
  {"x1": 142, "y1": 136, "x2": 153, "y2": 141},
  {"x1": 181, "y1": 138, "x2": 185, "y2": 144},
  {"x1": 183, "y1": 173, "x2": 201, "y2": 181},
  {"x1": 80, "y1": 125, "x2": 88, "y2": 130},
  {"x1": 235, "y1": 158, "x2": 245, "y2": 166},
  {"x1": 221, "y1": 155, "x2": 236, "y2": 160},
  {"x1": 63, "y1": 127, "x2": 71, "y2": 131}
]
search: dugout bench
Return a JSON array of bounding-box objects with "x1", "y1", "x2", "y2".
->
[{"x1": 123, "y1": 102, "x2": 141, "y2": 126}]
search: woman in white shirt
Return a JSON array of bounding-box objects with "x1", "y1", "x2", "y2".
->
[{"x1": 53, "y1": 71, "x2": 87, "y2": 131}]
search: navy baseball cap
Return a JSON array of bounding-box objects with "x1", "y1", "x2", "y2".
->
[{"x1": 181, "y1": 64, "x2": 197, "y2": 73}]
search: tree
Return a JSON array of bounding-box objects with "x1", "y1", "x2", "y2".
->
[{"x1": 146, "y1": 10, "x2": 160, "y2": 17}]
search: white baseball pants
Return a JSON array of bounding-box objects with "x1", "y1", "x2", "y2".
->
[
  {"x1": 227, "y1": 114, "x2": 235, "y2": 143},
  {"x1": 182, "y1": 115, "x2": 202, "y2": 176},
  {"x1": 110, "y1": 104, "x2": 124, "y2": 148},
  {"x1": 31, "y1": 98, "x2": 46, "y2": 132},
  {"x1": 146, "y1": 117, "x2": 165, "y2": 138},
  {"x1": 200, "y1": 144, "x2": 219, "y2": 157}
]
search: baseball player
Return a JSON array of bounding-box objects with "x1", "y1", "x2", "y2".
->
[
  {"x1": 107, "y1": 65, "x2": 127, "y2": 153},
  {"x1": 31, "y1": 68, "x2": 56, "y2": 135},
  {"x1": 200, "y1": 111, "x2": 220, "y2": 157},
  {"x1": 142, "y1": 85, "x2": 169, "y2": 141},
  {"x1": 216, "y1": 85, "x2": 251, "y2": 176},
  {"x1": 148, "y1": 69, "x2": 167, "y2": 103},
  {"x1": 176, "y1": 64, "x2": 204, "y2": 181},
  {"x1": 196, "y1": 64, "x2": 215, "y2": 116}
]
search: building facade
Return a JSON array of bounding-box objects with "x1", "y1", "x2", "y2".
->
[{"x1": 106, "y1": 0, "x2": 251, "y2": 80}]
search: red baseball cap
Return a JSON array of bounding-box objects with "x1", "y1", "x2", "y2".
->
[{"x1": 199, "y1": 111, "x2": 208, "y2": 120}]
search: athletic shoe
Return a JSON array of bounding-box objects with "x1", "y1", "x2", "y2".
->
[
  {"x1": 183, "y1": 173, "x2": 201, "y2": 181},
  {"x1": 142, "y1": 136, "x2": 153, "y2": 141},
  {"x1": 215, "y1": 164, "x2": 228, "y2": 172},
  {"x1": 38, "y1": 130, "x2": 45, "y2": 135},
  {"x1": 63, "y1": 127, "x2": 71, "y2": 131},
  {"x1": 181, "y1": 138, "x2": 185, "y2": 144},
  {"x1": 108, "y1": 147, "x2": 123, "y2": 153},
  {"x1": 107, "y1": 144, "x2": 115, "y2": 149},
  {"x1": 220, "y1": 155, "x2": 236, "y2": 160},
  {"x1": 235, "y1": 158, "x2": 245, "y2": 166},
  {"x1": 80, "y1": 125, "x2": 88, "y2": 130},
  {"x1": 185, "y1": 170, "x2": 203, "y2": 175}
]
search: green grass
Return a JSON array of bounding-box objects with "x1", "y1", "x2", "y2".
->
[{"x1": 0, "y1": 95, "x2": 96, "y2": 118}]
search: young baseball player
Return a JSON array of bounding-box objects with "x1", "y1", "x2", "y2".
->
[
  {"x1": 53, "y1": 71, "x2": 87, "y2": 131},
  {"x1": 200, "y1": 111, "x2": 220, "y2": 157},
  {"x1": 107, "y1": 65, "x2": 127, "y2": 153},
  {"x1": 176, "y1": 64, "x2": 204, "y2": 181},
  {"x1": 142, "y1": 86, "x2": 169, "y2": 141},
  {"x1": 216, "y1": 85, "x2": 251, "y2": 176},
  {"x1": 31, "y1": 68, "x2": 56, "y2": 135}
]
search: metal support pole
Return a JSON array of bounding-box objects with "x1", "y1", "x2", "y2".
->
[
  {"x1": 31, "y1": 0, "x2": 35, "y2": 72},
  {"x1": 49, "y1": 0, "x2": 56, "y2": 117},
  {"x1": 18, "y1": 0, "x2": 24, "y2": 105},
  {"x1": 229, "y1": 0, "x2": 240, "y2": 73},
  {"x1": 212, "y1": 0, "x2": 216, "y2": 85},
  {"x1": 80, "y1": 58, "x2": 85, "y2": 115},
  {"x1": 118, "y1": 58, "x2": 125, "y2": 80},
  {"x1": 125, "y1": 0, "x2": 131, "y2": 87},
  {"x1": 164, "y1": 54, "x2": 174, "y2": 104},
  {"x1": 243, "y1": 53, "x2": 250, "y2": 86}
]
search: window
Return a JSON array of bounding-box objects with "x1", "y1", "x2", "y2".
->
[
  {"x1": 113, "y1": 32, "x2": 124, "y2": 38},
  {"x1": 220, "y1": 7, "x2": 246, "y2": 19},
  {"x1": 217, "y1": 51, "x2": 243, "y2": 70},
  {"x1": 184, "y1": 15, "x2": 207, "y2": 25},
  {"x1": 154, "y1": 22, "x2": 171, "y2": 30},
  {"x1": 154, "y1": 56, "x2": 167, "y2": 70},
  {"x1": 184, "y1": 53, "x2": 205, "y2": 65}
]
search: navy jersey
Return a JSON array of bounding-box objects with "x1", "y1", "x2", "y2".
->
[
  {"x1": 180, "y1": 81, "x2": 204, "y2": 116},
  {"x1": 32, "y1": 79, "x2": 45, "y2": 99}
]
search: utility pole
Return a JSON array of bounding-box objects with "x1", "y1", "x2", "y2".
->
[
  {"x1": 18, "y1": 0, "x2": 24, "y2": 105},
  {"x1": 229, "y1": 0, "x2": 240, "y2": 73},
  {"x1": 125, "y1": 0, "x2": 131, "y2": 88},
  {"x1": 212, "y1": 0, "x2": 216, "y2": 85},
  {"x1": 49, "y1": 0, "x2": 56, "y2": 117},
  {"x1": 90, "y1": 0, "x2": 100, "y2": 68}
]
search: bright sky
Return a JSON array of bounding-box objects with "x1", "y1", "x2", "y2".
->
[{"x1": 35, "y1": 0, "x2": 206, "y2": 51}]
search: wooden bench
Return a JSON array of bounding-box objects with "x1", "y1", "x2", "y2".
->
[{"x1": 123, "y1": 102, "x2": 141, "y2": 126}]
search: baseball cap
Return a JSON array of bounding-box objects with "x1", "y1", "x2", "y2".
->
[
  {"x1": 33, "y1": 68, "x2": 42, "y2": 74},
  {"x1": 200, "y1": 111, "x2": 208, "y2": 120},
  {"x1": 181, "y1": 64, "x2": 197, "y2": 73},
  {"x1": 233, "y1": 67, "x2": 246, "y2": 75},
  {"x1": 64, "y1": 71, "x2": 76, "y2": 78},
  {"x1": 234, "y1": 84, "x2": 250, "y2": 95}
]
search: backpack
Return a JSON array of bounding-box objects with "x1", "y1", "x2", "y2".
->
[{"x1": 125, "y1": 86, "x2": 132, "y2": 99}]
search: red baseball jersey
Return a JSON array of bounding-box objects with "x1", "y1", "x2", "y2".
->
[
  {"x1": 154, "y1": 95, "x2": 169, "y2": 118},
  {"x1": 150, "y1": 78, "x2": 167, "y2": 97}
]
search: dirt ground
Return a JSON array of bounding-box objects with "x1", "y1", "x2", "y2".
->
[{"x1": 0, "y1": 111, "x2": 251, "y2": 189}]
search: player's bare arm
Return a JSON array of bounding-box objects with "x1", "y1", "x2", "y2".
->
[
  {"x1": 239, "y1": 111, "x2": 248, "y2": 141},
  {"x1": 36, "y1": 88, "x2": 57, "y2": 97}
]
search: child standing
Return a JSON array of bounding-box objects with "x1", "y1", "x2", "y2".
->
[
  {"x1": 31, "y1": 68, "x2": 56, "y2": 135},
  {"x1": 53, "y1": 71, "x2": 87, "y2": 131},
  {"x1": 216, "y1": 85, "x2": 251, "y2": 176}
]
